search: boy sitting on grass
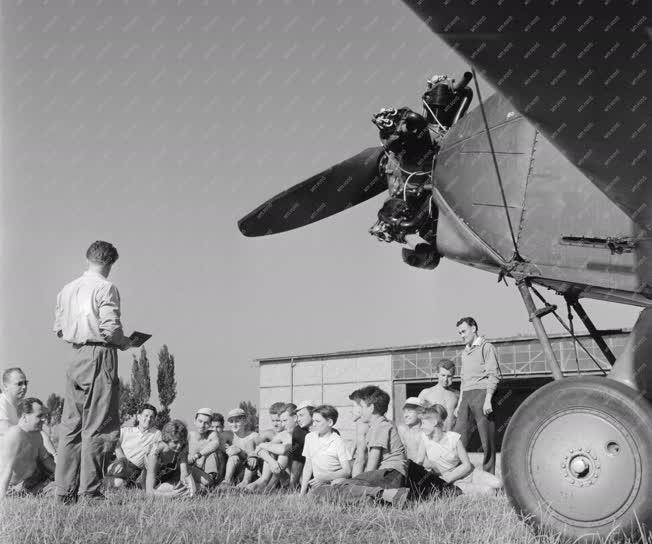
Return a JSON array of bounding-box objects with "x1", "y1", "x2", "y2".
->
[
  {"x1": 145, "y1": 419, "x2": 211, "y2": 498},
  {"x1": 300, "y1": 405, "x2": 351, "y2": 495},
  {"x1": 417, "y1": 404, "x2": 502, "y2": 495},
  {"x1": 312, "y1": 386, "x2": 410, "y2": 507},
  {"x1": 220, "y1": 408, "x2": 259, "y2": 487},
  {"x1": 188, "y1": 407, "x2": 221, "y2": 484},
  {"x1": 246, "y1": 403, "x2": 294, "y2": 493}
]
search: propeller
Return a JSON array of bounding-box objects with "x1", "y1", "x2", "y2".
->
[{"x1": 238, "y1": 147, "x2": 386, "y2": 237}]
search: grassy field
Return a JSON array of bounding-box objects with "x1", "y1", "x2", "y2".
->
[{"x1": 1, "y1": 490, "x2": 650, "y2": 544}]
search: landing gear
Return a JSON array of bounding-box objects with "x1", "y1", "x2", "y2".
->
[
  {"x1": 503, "y1": 281, "x2": 652, "y2": 541},
  {"x1": 502, "y1": 377, "x2": 652, "y2": 541}
]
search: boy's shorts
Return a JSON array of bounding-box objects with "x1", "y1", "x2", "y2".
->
[{"x1": 106, "y1": 458, "x2": 143, "y2": 484}]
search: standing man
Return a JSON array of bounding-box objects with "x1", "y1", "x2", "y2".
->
[
  {"x1": 418, "y1": 359, "x2": 460, "y2": 431},
  {"x1": 453, "y1": 317, "x2": 500, "y2": 474},
  {"x1": 53, "y1": 240, "x2": 133, "y2": 502}
]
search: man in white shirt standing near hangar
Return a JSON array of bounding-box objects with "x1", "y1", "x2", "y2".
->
[{"x1": 53, "y1": 241, "x2": 134, "y2": 502}]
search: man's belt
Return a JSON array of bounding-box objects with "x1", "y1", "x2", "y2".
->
[{"x1": 72, "y1": 341, "x2": 111, "y2": 348}]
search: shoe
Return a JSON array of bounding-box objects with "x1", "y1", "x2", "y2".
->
[
  {"x1": 381, "y1": 487, "x2": 410, "y2": 508},
  {"x1": 55, "y1": 494, "x2": 77, "y2": 505},
  {"x1": 80, "y1": 492, "x2": 107, "y2": 502}
]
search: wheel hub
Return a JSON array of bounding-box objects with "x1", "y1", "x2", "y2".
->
[{"x1": 528, "y1": 409, "x2": 641, "y2": 525}]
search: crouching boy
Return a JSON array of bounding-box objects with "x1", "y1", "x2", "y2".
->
[
  {"x1": 145, "y1": 420, "x2": 211, "y2": 498},
  {"x1": 311, "y1": 386, "x2": 409, "y2": 507},
  {"x1": 300, "y1": 405, "x2": 351, "y2": 495}
]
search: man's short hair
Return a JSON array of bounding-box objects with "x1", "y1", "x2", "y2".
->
[
  {"x1": 421, "y1": 403, "x2": 448, "y2": 425},
  {"x1": 456, "y1": 316, "x2": 478, "y2": 331},
  {"x1": 268, "y1": 402, "x2": 287, "y2": 416},
  {"x1": 140, "y1": 403, "x2": 158, "y2": 417},
  {"x1": 2, "y1": 367, "x2": 25, "y2": 385},
  {"x1": 314, "y1": 404, "x2": 338, "y2": 425},
  {"x1": 437, "y1": 359, "x2": 456, "y2": 373},
  {"x1": 86, "y1": 241, "x2": 119, "y2": 266},
  {"x1": 212, "y1": 412, "x2": 224, "y2": 426},
  {"x1": 283, "y1": 403, "x2": 297, "y2": 416},
  {"x1": 161, "y1": 419, "x2": 188, "y2": 444},
  {"x1": 352, "y1": 385, "x2": 390, "y2": 416},
  {"x1": 17, "y1": 397, "x2": 43, "y2": 418}
]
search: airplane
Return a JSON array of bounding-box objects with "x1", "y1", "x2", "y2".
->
[{"x1": 237, "y1": 2, "x2": 650, "y2": 541}]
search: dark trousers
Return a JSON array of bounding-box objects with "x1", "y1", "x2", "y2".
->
[
  {"x1": 453, "y1": 389, "x2": 496, "y2": 474},
  {"x1": 55, "y1": 345, "x2": 120, "y2": 498},
  {"x1": 406, "y1": 460, "x2": 459, "y2": 499},
  {"x1": 311, "y1": 468, "x2": 404, "y2": 502}
]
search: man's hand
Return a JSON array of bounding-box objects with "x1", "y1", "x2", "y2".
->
[
  {"x1": 187, "y1": 452, "x2": 200, "y2": 465},
  {"x1": 483, "y1": 397, "x2": 493, "y2": 416},
  {"x1": 308, "y1": 478, "x2": 326, "y2": 489},
  {"x1": 268, "y1": 459, "x2": 281, "y2": 474},
  {"x1": 119, "y1": 337, "x2": 133, "y2": 351},
  {"x1": 246, "y1": 456, "x2": 259, "y2": 472},
  {"x1": 440, "y1": 471, "x2": 455, "y2": 484},
  {"x1": 225, "y1": 445, "x2": 241, "y2": 457}
]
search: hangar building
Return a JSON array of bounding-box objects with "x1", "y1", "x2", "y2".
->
[{"x1": 256, "y1": 330, "x2": 628, "y2": 450}]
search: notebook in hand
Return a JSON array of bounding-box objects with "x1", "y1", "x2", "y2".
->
[{"x1": 129, "y1": 331, "x2": 152, "y2": 348}]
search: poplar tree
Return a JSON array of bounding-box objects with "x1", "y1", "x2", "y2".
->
[{"x1": 156, "y1": 344, "x2": 177, "y2": 427}]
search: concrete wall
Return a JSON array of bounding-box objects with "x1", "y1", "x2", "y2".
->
[{"x1": 259, "y1": 354, "x2": 392, "y2": 445}]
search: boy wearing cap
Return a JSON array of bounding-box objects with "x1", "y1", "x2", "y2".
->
[
  {"x1": 188, "y1": 408, "x2": 221, "y2": 483},
  {"x1": 418, "y1": 359, "x2": 459, "y2": 431},
  {"x1": 221, "y1": 408, "x2": 259, "y2": 486},
  {"x1": 290, "y1": 401, "x2": 314, "y2": 488},
  {"x1": 312, "y1": 386, "x2": 409, "y2": 507}
]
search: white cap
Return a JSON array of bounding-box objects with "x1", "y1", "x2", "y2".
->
[
  {"x1": 403, "y1": 397, "x2": 425, "y2": 408},
  {"x1": 296, "y1": 400, "x2": 315, "y2": 411},
  {"x1": 196, "y1": 407, "x2": 214, "y2": 418}
]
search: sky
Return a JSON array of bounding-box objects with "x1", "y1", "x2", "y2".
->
[{"x1": 1, "y1": 0, "x2": 640, "y2": 422}]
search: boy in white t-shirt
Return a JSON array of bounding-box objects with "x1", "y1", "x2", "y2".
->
[
  {"x1": 300, "y1": 405, "x2": 351, "y2": 495},
  {"x1": 417, "y1": 403, "x2": 501, "y2": 495}
]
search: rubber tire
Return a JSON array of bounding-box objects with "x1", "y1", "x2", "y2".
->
[{"x1": 501, "y1": 376, "x2": 652, "y2": 542}]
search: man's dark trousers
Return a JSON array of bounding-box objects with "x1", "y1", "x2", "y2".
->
[
  {"x1": 55, "y1": 345, "x2": 120, "y2": 499},
  {"x1": 453, "y1": 389, "x2": 496, "y2": 474}
]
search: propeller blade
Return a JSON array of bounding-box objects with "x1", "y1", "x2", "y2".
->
[{"x1": 238, "y1": 147, "x2": 386, "y2": 237}]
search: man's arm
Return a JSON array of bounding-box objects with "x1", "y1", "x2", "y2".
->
[
  {"x1": 444, "y1": 393, "x2": 459, "y2": 432},
  {"x1": 299, "y1": 458, "x2": 313, "y2": 495},
  {"x1": 364, "y1": 447, "x2": 383, "y2": 472},
  {"x1": 314, "y1": 459, "x2": 352, "y2": 482},
  {"x1": 0, "y1": 430, "x2": 20, "y2": 498},
  {"x1": 98, "y1": 284, "x2": 130, "y2": 349},
  {"x1": 441, "y1": 439, "x2": 474, "y2": 484},
  {"x1": 483, "y1": 344, "x2": 500, "y2": 415},
  {"x1": 53, "y1": 292, "x2": 63, "y2": 337}
]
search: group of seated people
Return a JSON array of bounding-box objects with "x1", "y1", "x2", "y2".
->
[{"x1": 0, "y1": 366, "x2": 501, "y2": 505}]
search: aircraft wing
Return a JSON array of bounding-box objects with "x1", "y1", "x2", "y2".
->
[{"x1": 401, "y1": 1, "x2": 650, "y2": 230}]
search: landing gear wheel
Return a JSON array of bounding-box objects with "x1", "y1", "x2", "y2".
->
[{"x1": 501, "y1": 376, "x2": 652, "y2": 542}]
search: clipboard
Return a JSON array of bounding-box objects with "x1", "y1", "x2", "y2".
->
[{"x1": 129, "y1": 331, "x2": 152, "y2": 348}]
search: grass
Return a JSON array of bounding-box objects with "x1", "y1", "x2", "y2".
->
[{"x1": 1, "y1": 490, "x2": 650, "y2": 544}]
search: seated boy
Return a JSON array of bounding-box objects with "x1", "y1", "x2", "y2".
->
[
  {"x1": 145, "y1": 419, "x2": 211, "y2": 498},
  {"x1": 0, "y1": 398, "x2": 55, "y2": 498},
  {"x1": 220, "y1": 408, "x2": 259, "y2": 486},
  {"x1": 300, "y1": 405, "x2": 351, "y2": 495},
  {"x1": 417, "y1": 403, "x2": 501, "y2": 495},
  {"x1": 188, "y1": 407, "x2": 221, "y2": 484},
  {"x1": 312, "y1": 386, "x2": 409, "y2": 507},
  {"x1": 106, "y1": 403, "x2": 161, "y2": 489},
  {"x1": 348, "y1": 389, "x2": 369, "y2": 477}
]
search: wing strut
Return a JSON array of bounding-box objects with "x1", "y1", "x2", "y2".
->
[{"x1": 471, "y1": 68, "x2": 522, "y2": 262}]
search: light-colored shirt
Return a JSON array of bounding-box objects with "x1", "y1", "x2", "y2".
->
[
  {"x1": 422, "y1": 431, "x2": 461, "y2": 473},
  {"x1": 365, "y1": 417, "x2": 407, "y2": 476},
  {"x1": 53, "y1": 270, "x2": 126, "y2": 345},
  {"x1": 302, "y1": 431, "x2": 351, "y2": 478},
  {"x1": 118, "y1": 426, "x2": 161, "y2": 468},
  {"x1": 0, "y1": 393, "x2": 19, "y2": 433},
  {"x1": 460, "y1": 337, "x2": 500, "y2": 393}
]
